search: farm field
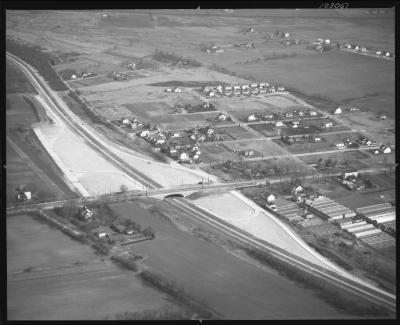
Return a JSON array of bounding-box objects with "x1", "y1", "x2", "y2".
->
[
  {"x1": 110, "y1": 200, "x2": 347, "y2": 319},
  {"x1": 248, "y1": 123, "x2": 279, "y2": 137},
  {"x1": 7, "y1": 214, "x2": 181, "y2": 320},
  {"x1": 225, "y1": 50, "x2": 394, "y2": 114}
]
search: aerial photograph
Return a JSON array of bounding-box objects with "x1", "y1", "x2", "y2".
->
[{"x1": 5, "y1": 6, "x2": 396, "y2": 320}]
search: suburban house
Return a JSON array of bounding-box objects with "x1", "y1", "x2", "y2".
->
[
  {"x1": 17, "y1": 191, "x2": 31, "y2": 201},
  {"x1": 139, "y1": 130, "x2": 150, "y2": 137},
  {"x1": 266, "y1": 194, "x2": 276, "y2": 202},
  {"x1": 321, "y1": 121, "x2": 333, "y2": 128},
  {"x1": 277, "y1": 86, "x2": 285, "y2": 91},
  {"x1": 92, "y1": 226, "x2": 111, "y2": 239},
  {"x1": 78, "y1": 205, "x2": 94, "y2": 221},
  {"x1": 309, "y1": 135, "x2": 322, "y2": 143},
  {"x1": 241, "y1": 150, "x2": 255, "y2": 157},
  {"x1": 173, "y1": 87, "x2": 182, "y2": 93},
  {"x1": 336, "y1": 143, "x2": 345, "y2": 149},
  {"x1": 121, "y1": 118, "x2": 130, "y2": 125},
  {"x1": 264, "y1": 114, "x2": 274, "y2": 120},
  {"x1": 309, "y1": 110, "x2": 317, "y2": 116},
  {"x1": 165, "y1": 88, "x2": 173, "y2": 92},
  {"x1": 284, "y1": 32, "x2": 290, "y2": 38},
  {"x1": 334, "y1": 107, "x2": 342, "y2": 115},
  {"x1": 179, "y1": 152, "x2": 190, "y2": 161},
  {"x1": 275, "y1": 121, "x2": 284, "y2": 127},
  {"x1": 379, "y1": 114, "x2": 387, "y2": 120},
  {"x1": 380, "y1": 144, "x2": 391, "y2": 154},
  {"x1": 216, "y1": 113, "x2": 227, "y2": 121},
  {"x1": 247, "y1": 114, "x2": 258, "y2": 122}
]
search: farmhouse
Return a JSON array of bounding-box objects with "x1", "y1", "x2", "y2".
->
[
  {"x1": 78, "y1": 205, "x2": 94, "y2": 221},
  {"x1": 275, "y1": 121, "x2": 284, "y2": 127},
  {"x1": 309, "y1": 135, "x2": 322, "y2": 143},
  {"x1": 92, "y1": 226, "x2": 111, "y2": 239},
  {"x1": 173, "y1": 87, "x2": 182, "y2": 93},
  {"x1": 309, "y1": 110, "x2": 317, "y2": 116},
  {"x1": 17, "y1": 191, "x2": 31, "y2": 201},
  {"x1": 334, "y1": 107, "x2": 342, "y2": 115},
  {"x1": 277, "y1": 86, "x2": 285, "y2": 91},
  {"x1": 379, "y1": 114, "x2": 387, "y2": 120}
]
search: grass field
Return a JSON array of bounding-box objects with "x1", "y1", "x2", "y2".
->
[
  {"x1": 109, "y1": 200, "x2": 346, "y2": 319},
  {"x1": 274, "y1": 132, "x2": 363, "y2": 154},
  {"x1": 6, "y1": 62, "x2": 37, "y2": 94},
  {"x1": 6, "y1": 143, "x2": 58, "y2": 205},
  {"x1": 223, "y1": 139, "x2": 286, "y2": 158},
  {"x1": 215, "y1": 125, "x2": 256, "y2": 140},
  {"x1": 299, "y1": 150, "x2": 370, "y2": 164},
  {"x1": 7, "y1": 214, "x2": 180, "y2": 320},
  {"x1": 6, "y1": 94, "x2": 41, "y2": 130},
  {"x1": 248, "y1": 123, "x2": 279, "y2": 137}
]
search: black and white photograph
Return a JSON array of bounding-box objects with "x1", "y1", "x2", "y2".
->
[{"x1": 3, "y1": 2, "x2": 396, "y2": 321}]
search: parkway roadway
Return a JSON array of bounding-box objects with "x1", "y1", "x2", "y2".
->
[{"x1": 6, "y1": 53, "x2": 396, "y2": 313}]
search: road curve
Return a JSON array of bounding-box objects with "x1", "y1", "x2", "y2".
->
[
  {"x1": 166, "y1": 197, "x2": 396, "y2": 312},
  {"x1": 7, "y1": 53, "x2": 161, "y2": 190}
]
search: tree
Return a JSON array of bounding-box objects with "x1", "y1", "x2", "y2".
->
[
  {"x1": 120, "y1": 184, "x2": 128, "y2": 193},
  {"x1": 143, "y1": 226, "x2": 155, "y2": 238}
]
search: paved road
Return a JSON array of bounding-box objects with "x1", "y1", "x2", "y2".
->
[{"x1": 7, "y1": 53, "x2": 161, "y2": 191}]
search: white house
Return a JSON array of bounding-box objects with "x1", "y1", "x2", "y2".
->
[
  {"x1": 309, "y1": 110, "x2": 317, "y2": 116},
  {"x1": 248, "y1": 114, "x2": 258, "y2": 122},
  {"x1": 266, "y1": 194, "x2": 276, "y2": 202},
  {"x1": 275, "y1": 121, "x2": 283, "y2": 127},
  {"x1": 71, "y1": 74, "x2": 77, "y2": 80},
  {"x1": 376, "y1": 50, "x2": 382, "y2": 56},
  {"x1": 325, "y1": 39, "x2": 331, "y2": 44},
  {"x1": 336, "y1": 143, "x2": 345, "y2": 149},
  {"x1": 264, "y1": 114, "x2": 274, "y2": 120},
  {"x1": 284, "y1": 32, "x2": 290, "y2": 38},
  {"x1": 277, "y1": 86, "x2": 285, "y2": 91},
  {"x1": 122, "y1": 118, "x2": 130, "y2": 125},
  {"x1": 380, "y1": 145, "x2": 391, "y2": 154},
  {"x1": 174, "y1": 87, "x2": 182, "y2": 93},
  {"x1": 165, "y1": 88, "x2": 172, "y2": 92},
  {"x1": 334, "y1": 107, "x2": 342, "y2": 114},
  {"x1": 217, "y1": 113, "x2": 227, "y2": 121},
  {"x1": 355, "y1": 46, "x2": 360, "y2": 51},
  {"x1": 180, "y1": 152, "x2": 190, "y2": 161},
  {"x1": 208, "y1": 91, "x2": 215, "y2": 97},
  {"x1": 323, "y1": 122, "x2": 334, "y2": 128},
  {"x1": 361, "y1": 47, "x2": 367, "y2": 52},
  {"x1": 346, "y1": 44, "x2": 352, "y2": 49},
  {"x1": 140, "y1": 130, "x2": 150, "y2": 137}
]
